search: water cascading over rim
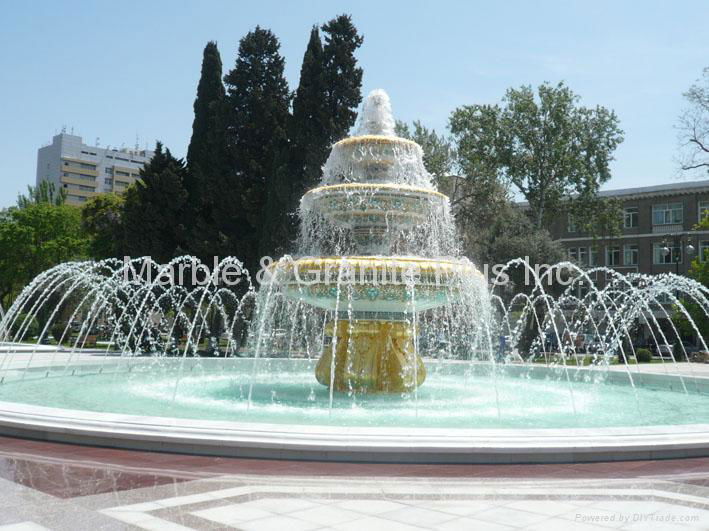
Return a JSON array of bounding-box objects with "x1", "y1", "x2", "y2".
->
[{"x1": 281, "y1": 89, "x2": 484, "y2": 393}]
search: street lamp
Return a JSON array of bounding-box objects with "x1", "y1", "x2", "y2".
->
[{"x1": 660, "y1": 236, "x2": 696, "y2": 275}]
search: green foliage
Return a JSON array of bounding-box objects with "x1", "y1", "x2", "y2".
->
[
  {"x1": 321, "y1": 14, "x2": 364, "y2": 143},
  {"x1": 51, "y1": 322, "x2": 67, "y2": 344},
  {"x1": 17, "y1": 180, "x2": 66, "y2": 208},
  {"x1": 395, "y1": 120, "x2": 456, "y2": 188},
  {"x1": 81, "y1": 193, "x2": 125, "y2": 259},
  {"x1": 222, "y1": 26, "x2": 291, "y2": 265},
  {"x1": 185, "y1": 42, "x2": 229, "y2": 261},
  {"x1": 396, "y1": 114, "x2": 564, "y2": 289},
  {"x1": 449, "y1": 82, "x2": 624, "y2": 229},
  {"x1": 672, "y1": 215, "x2": 709, "y2": 343},
  {"x1": 636, "y1": 348, "x2": 652, "y2": 363},
  {"x1": 567, "y1": 196, "x2": 623, "y2": 240},
  {"x1": 0, "y1": 202, "x2": 87, "y2": 306},
  {"x1": 122, "y1": 143, "x2": 189, "y2": 262},
  {"x1": 291, "y1": 26, "x2": 331, "y2": 195},
  {"x1": 8, "y1": 312, "x2": 40, "y2": 340}
]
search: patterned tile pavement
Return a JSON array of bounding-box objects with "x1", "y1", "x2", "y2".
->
[{"x1": 1, "y1": 436, "x2": 709, "y2": 530}]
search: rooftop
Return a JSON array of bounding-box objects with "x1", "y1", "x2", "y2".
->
[{"x1": 516, "y1": 179, "x2": 709, "y2": 207}]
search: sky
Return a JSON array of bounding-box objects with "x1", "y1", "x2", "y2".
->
[{"x1": 1, "y1": 0, "x2": 708, "y2": 208}]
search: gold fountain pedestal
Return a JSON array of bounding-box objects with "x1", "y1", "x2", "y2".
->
[{"x1": 315, "y1": 320, "x2": 426, "y2": 393}]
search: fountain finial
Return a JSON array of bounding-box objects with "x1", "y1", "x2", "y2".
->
[{"x1": 356, "y1": 89, "x2": 396, "y2": 137}]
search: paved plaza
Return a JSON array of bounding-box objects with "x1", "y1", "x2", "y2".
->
[{"x1": 0, "y1": 436, "x2": 708, "y2": 530}]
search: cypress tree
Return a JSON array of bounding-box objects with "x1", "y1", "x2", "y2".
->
[
  {"x1": 222, "y1": 27, "x2": 291, "y2": 267},
  {"x1": 321, "y1": 14, "x2": 364, "y2": 143},
  {"x1": 122, "y1": 142, "x2": 189, "y2": 263},
  {"x1": 291, "y1": 26, "x2": 330, "y2": 192},
  {"x1": 186, "y1": 41, "x2": 226, "y2": 205},
  {"x1": 185, "y1": 41, "x2": 228, "y2": 261}
]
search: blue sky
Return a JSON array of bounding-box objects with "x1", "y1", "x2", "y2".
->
[{"x1": 1, "y1": 0, "x2": 708, "y2": 208}]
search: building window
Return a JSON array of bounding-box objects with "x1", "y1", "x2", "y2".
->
[
  {"x1": 623, "y1": 207, "x2": 638, "y2": 228},
  {"x1": 655, "y1": 292, "x2": 671, "y2": 304},
  {"x1": 623, "y1": 244, "x2": 638, "y2": 265},
  {"x1": 699, "y1": 201, "x2": 709, "y2": 222},
  {"x1": 606, "y1": 245, "x2": 621, "y2": 266},
  {"x1": 652, "y1": 202, "x2": 683, "y2": 225},
  {"x1": 105, "y1": 167, "x2": 113, "y2": 174},
  {"x1": 568, "y1": 248, "x2": 578, "y2": 261},
  {"x1": 653, "y1": 243, "x2": 681, "y2": 264},
  {"x1": 578, "y1": 247, "x2": 588, "y2": 265},
  {"x1": 700, "y1": 241, "x2": 709, "y2": 261},
  {"x1": 589, "y1": 247, "x2": 600, "y2": 266},
  {"x1": 104, "y1": 178, "x2": 113, "y2": 185},
  {"x1": 567, "y1": 214, "x2": 578, "y2": 233}
]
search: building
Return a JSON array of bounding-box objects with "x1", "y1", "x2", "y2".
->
[
  {"x1": 545, "y1": 180, "x2": 709, "y2": 280},
  {"x1": 36, "y1": 133, "x2": 154, "y2": 206}
]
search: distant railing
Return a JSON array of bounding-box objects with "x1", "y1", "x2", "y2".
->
[{"x1": 652, "y1": 223, "x2": 683, "y2": 234}]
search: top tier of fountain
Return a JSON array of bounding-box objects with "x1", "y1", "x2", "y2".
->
[
  {"x1": 300, "y1": 89, "x2": 453, "y2": 256},
  {"x1": 319, "y1": 89, "x2": 435, "y2": 190}
]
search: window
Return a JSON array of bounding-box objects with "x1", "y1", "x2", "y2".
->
[
  {"x1": 116, "y1": 170, "x2": 130, "y2": 177},
  {"x1": 700, "y1": 201, "x2": 709, "y2": 222},
  {"x1": 568, "y1": 248, "x2": 578, "y2": 262},
  {"x1": 104, "y1": 178, "x2": 113, "y2": 185},
  {"x1": 653, "y1": 243, "x2": 682, "y2": 265},
  {"x1": 655, "y1": 292, "x2": 671, "y2": 304},
  {"x1": 589, "y1": 247, "x2": 600, "y2": 266},
  {"x1": 623, "y1": 207, "x2": 638, "y2": 228},
  {"x1": 578, "y1": 247, "x2": 588, "y2": 265},
  {"x1": 567, "y1": 214, "x2": 577, "y2": 233},
  {"x1": 652, "y1": 202, "x2": 683, "y2": 225},
  {"x1": 700, "y1": 241, "x2": 709, "y2": 261},
  {"x1": 623, "y1": 244, "x2": 638, "y2": 265},
  {"x1": 105, "y1": 167, "x2": 113, "y2": 174},
  {"x1": 606, "y1": 245, "x2": 621, "y2": 266}
]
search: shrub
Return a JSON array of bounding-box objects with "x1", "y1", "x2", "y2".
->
[
  {"x1": 50, "y1": 322, "x2": 69, "y2": 344},
  {"x1": 8, "y1": 313, "x2": 40, "y2": 340},
  {"x1": 636, "y1": 348, "x2": 652, "y2": 363}
]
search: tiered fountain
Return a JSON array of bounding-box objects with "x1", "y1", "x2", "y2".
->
[
  {"x1": 2, "y1": 90, "x2": 709, "y2": 463},
  {"x1": 277, "y1": 89, "x2": 482, "y2": 393}
]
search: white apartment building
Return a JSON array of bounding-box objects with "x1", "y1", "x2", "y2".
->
[{"x1": 36, "y1": 133, "x2": 155, "y2": 206}]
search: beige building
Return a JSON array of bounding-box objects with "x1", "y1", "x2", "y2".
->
[{"x1": 36, "y1": 133, "x2": 154, "y2": 206}]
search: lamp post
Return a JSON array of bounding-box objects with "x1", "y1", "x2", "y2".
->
[{"x1": 661, "y1": 234, "x2": 696, "y2": 275}]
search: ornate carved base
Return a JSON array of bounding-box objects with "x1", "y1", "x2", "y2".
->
[{"x1": 315, "y1": 320, "x2": 426, "y2": 393}]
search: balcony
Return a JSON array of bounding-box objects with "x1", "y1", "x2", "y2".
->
[{"x1": 652, "y1": 223, "x2": 683, "y2": 234}]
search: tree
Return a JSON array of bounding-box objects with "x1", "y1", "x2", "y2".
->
[
  {"x1": 395, "y1": 117, "x2": 563, "y2": 282},
  {"x1": 122, "y1": 143, "x2": 189, "y2": 262},
  {"x1": 321, "y1": 14, "x2": 364, "y2": 143},
  {"x1": 222, "y1": 27, "x2": 291, "y2": 265},
  {"x1": 678, "y1": 67, "x2": 709, "y2": 177},
  {"x1": 81, "y1": 193, "x2": 125, "y2": 259},
  {"x1": 17, "y1": 180, "x2": 66, "y2": 208},
  {"x1": 291, "y1": 26, "x2": 330, "y2": 195},
  {"x1": 395, "y1": 120, "x2": 456, "y2": 189},
  {"x1": 567, "y1": 196, "x2": 623, "y2": 241},
  {"x1": 449, "y1": 82, "x2": 624, "y2": 229},
  {"x1": 0, "y1": 203, "x2": 86, "y2": 307},
  {"x1": 185, "y1": 41, "x2": 229, "y2": 261},
  {"x1": 673, "y1": 215, "x2": 709, "y2": 344}
]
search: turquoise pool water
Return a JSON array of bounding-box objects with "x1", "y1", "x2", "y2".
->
[{"x1": 0, "y1": 359, "x2": 706, "y2": 429}]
